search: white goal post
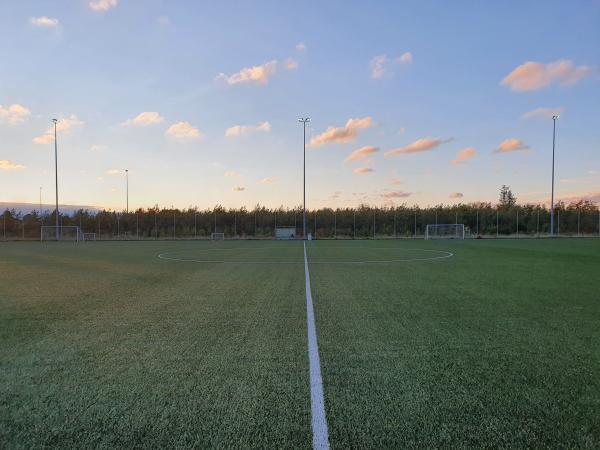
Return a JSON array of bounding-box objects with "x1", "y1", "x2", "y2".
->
[
  {"x1": 211, "y1": 232, "x2": 225, "y2": 241},
  {"x1": 40, "y1": 226, "x2": 82, "y2": 242},
  {"x1": 275, "y1": 227, "x2": 296, "y2": 240},
  {"x1": 425, "y1": 224, "x2": 465, "y2": 240}
]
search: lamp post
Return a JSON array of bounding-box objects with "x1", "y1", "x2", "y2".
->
[
  {"x1": 550, "y1": 115, "x2": 559, "y2": 235},
  {"x1": 298, "y1": 117, "x2": 310, "y2": 240},
  {"x1": 52, "y1": 119, "x2": 59, "y2": 240}
]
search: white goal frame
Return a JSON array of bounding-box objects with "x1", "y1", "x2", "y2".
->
[
  {"x1": 425, "y1": 224, "x2": 465, "y2": 240},
  {"x1": 211, "y1": 232, "x2": 225, "y2": 241},
  {"x1": 40, "y1": 226, "x2": 82, "y2": 242},
  {"x1": 275, "y1": 227, "x2": 296, "y2": 240},
  {"x1": 82, "y1": 232, "x2": 96, "y2": 241}
]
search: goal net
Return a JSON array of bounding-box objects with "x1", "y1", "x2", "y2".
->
[
  {"x1": 275, "y1": 227, "x2": 296, "y2": 240},
  {"x1": 40, "y1": 226, "x2": 82, "y2": 242},
  {"x1": 82, "y1": 233, "x2": 96, "y2": 241},
  {"x1": 211, "y1": 232, "x2": 225, "y2": 241},
  {"x1": 425, "y1": 224, "x2": 465, "y2": 240}
]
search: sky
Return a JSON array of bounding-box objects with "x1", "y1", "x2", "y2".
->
[{"x1": 1, "y1": 0, "x2": 599, "y2": 211}]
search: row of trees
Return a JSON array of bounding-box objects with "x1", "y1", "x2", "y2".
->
[{"x1": 2, "y1": 200, "x2": 599, "y2": 240}]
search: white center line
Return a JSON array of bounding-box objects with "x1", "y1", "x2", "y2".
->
[{"x1": 303, "y1": 241, "x2": 330, "y2": 450}]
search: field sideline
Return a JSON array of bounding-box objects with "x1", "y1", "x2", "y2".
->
[{"x1": 1, "y1": 239, "x2": 599, "y2": 448}]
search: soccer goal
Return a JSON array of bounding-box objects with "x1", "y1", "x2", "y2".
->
[
  {"x1": 82, "y1": 233, "x2": 96, "y2": 241},
  {"x1": 275, "y1": 227, "x2": 296, "y2": 240},
  {"x1": 211, "y1": 232, "x2": 225, "y2": 241},
  {"x1": 40, "y1": 226, "x2": 82, "y2": 242},
  {"x1": 425, "y1": 224, "x2": 465, "y2": 240}
]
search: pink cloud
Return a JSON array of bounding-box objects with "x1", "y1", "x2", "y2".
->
[
  {"x1": 382, "y1": 191, "x2": 411, "y2": 199},
  {"x1": 216, "y1": 60, "x2": 278, "y2": 85},
  {"x1": 501, "y1": 60, "x2": 593, "y2": 92},
  {"x1": 384, "y1": 137, "x2": 448, "y2": 157},
  {"x1": 345, "y1": 146, "x2": 379, "y2": 162},
  {"x1": 310, "y1": 117, "x2": 373, "y2": 146},
  {"x1": 449, "y1": 192, "x2": 464, "y2": 199},
  {"x1": 451, "y1": 147, "x2": 477, "y2": 166},
  {"x1": 353, "y1": 167, "x2": 373, "y2": 175},
  {"x1": 494, "y1": 138, "x2": 529, "y2": 154}
]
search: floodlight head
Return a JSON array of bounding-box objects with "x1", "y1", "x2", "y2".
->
[
  {"x1": 52, "y1": 118, "x2": 58, "y2": 124},
  {"x1": 553, "y1": 114, "x2": 559, "y2": 120}
]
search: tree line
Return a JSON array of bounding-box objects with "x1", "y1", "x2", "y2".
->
[{"x1": 2, "y1": 200, "x2": 599, "y2": 240}]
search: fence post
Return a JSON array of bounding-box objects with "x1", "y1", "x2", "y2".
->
[
  {"x1": 373, "y1": 210, "x2": 375, "y2": 239},
  {"x1": 496, "y1": 209, "x2": 499, "y2": 238},
  {"x1": 578, "y1": 210, "x2": 581, "y2": 236},
  {"x1": 394, "y1": 210, "x2": 397, "y2": 238},
  {"x1": 254, "y1": 212, "x2": 257, "y2": 237},
  {"x1": 557, "y1": 210, "x2": 560, "y2": 235},
  {"x1": 334, "y1": 210, "x2": 337, "y2": 239},
  {"x1": 136, "y1": 213, "x2": 139, "y2": 239},
  {"x1": 234, "y1": 213, "x2": 237, "y2": 237},
  {"x1": 314, "y1": 212, "x2": 317, "y2": 238},
  {"x1": 353, "y1": 210, "x2": 356, "y2": 239},
  {"x1": 476, "y1": 210, "x2": 479, "y2": 235},
  {"x1": 516, "y1": 209, "x2": 519, "y2": 238},
  {"x1": 173, "y1": 212, "x2": 175, "y2": 239},
  {"x1": 155, "y1": 213, "x2": 158, "y2": 239},
  {"x1": 536, "y1": 209, "x2": 540, "y2": 237}
]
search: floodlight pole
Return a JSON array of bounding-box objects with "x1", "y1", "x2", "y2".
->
[
  {"x1": 550, "y1": 115, "x2": 559, "y2": 236},
  {"x1": 53, "y1": 119, "x2": 59, "y2": 240},
  {"x1": 125, "y1": 169, "x2": 129, "y2": 214},
  {"x1": 298, "y1": 117, "x2": 310, "y2": 239}
]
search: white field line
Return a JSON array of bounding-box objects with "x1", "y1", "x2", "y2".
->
[{"x1": 303, "y1": 241, "x2": 330, "y2": 450}]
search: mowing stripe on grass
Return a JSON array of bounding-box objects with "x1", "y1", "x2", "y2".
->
[{"x1": 303, "y1": 241, "x2": 330, "y2": 450}]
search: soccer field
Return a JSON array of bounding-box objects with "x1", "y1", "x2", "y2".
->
[{"x1": 1, "y1": 239, "x2": 599, "y2": 448}]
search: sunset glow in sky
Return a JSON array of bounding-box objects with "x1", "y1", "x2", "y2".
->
[{"x1": 1, "y1": 1, "x2": 599, "y2": 210}]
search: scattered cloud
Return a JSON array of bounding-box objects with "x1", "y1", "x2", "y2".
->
[
  {"x1": 370, "y1": 52, "x2": 412, "y2": 79},
  {"x1": 296, "y1": 42, "x2": 306, "y2": 52},
  {"x1": 224, "y1": 171, "x2": 239, "y2": 177},
  {"x1": 232, "y1": 186, "x2": 245, "y2": 192},
  {"x1": 382, "y1": 190, "x2": 411, "y2": 199},
  {"x1": 384, "y1": 137, "x2": 449, "y2": 157},
  {"x1": 166, "y1": 121, "x2": 201, "y2": 140},
  {"x1": 353, "y1": 167, "x2": 373, "y2": 175},
  {"x1": 122, "y1": 111, "x2": 164, "y2": 126},
  {"x1": 33, "y1": 115, "x2": 84, "y2": 144},
  {"x1": 216, "y1": 60, "x2": 278, "y2": 85},
  {"x1": 310, "y1": 117, "x2": 373, "y2": 146},
  {"x1": 283, "y1": 58, "x2": 299, "y2": 70},
  {"x1": 345, "y1": 146, "x2": 379, "y2": 162},
  {"x1": 449, "y1": 192, "x2": 464, "y2": 199},
  {"x1": 493, "y1": 138, "x2": 529, "y2": 154},
  {"x1": 0, "y1": 104, "x2": 31, "y2": 125},
  {"x1": 260, "y1": 176, "x2": 279, "y2": 184},
  {"x1": 558, "y1": 191, "x2": 600, "y2": 204},
  {"x1": 389, "y1": 177, "x2": 401, "y2": 185},
  {"x1": 451, "y1": 147, "x2": 477, "y2": 166},
  {"x1": 521, "y1": 107, "x2": 564, "y2": 119},
  {"x1": 225, "y1": 121, "x2": 271, "y2": 137},
  {"x1": 30, "y1": 16, "x2": 59, "y2": 27},
  {"x1": 329, "y1": 191, "x2": 342, "y2": 199},
  {"x1": 89, "y1": 0, "x2": 117, "y2": 12},
  {"x1": 501, "y1": 59, "x2": 593, "y2": 91},
  {"x1": 90, "y1": 144, "x2": 107, "y2": 152},
  {"x1": 0, "y1": 160, "x2": 26, "y2": 171}
]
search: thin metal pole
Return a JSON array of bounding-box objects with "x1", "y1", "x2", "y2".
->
[
  {"x1": 557, "y1": 209, "x2": 560, "y2": 235},
  {"x1": 173, "y1": 212, "x2": 176, "y2": 239},
  {"x1": 254, "y1": 212, "x2": 257, "y2": 237},
  {"x1": 136, "y1": 213, "x2": 139, "y2": 239},
  {"x1": 234, "y1": 212, "x2": 237, "y2": 237},
  {"x1": 334, "y1": 210, "x2": 337, "y2": 239},
  {"x1": 393, "y1": 209, "x2": 397, "y2": 238},
  {"x1": 53, "y1": 119, "x2": 59, "y2": 240},
  {"x1": 155, "y1": 212, "x2": 158, "y2": 239},
  {"x1": 476, "y1": 210, "x2": 479, "y2": 235},
  {"x1": 353, "y1": 209, "x2": 356, "y2": 239},
  {"x1": 214, "y1": 210, "x2": 216, "y2": 234},
  {"x1": 39, "y1": 187, "x2": 42, "y2": 222},
  {"x1": 516, "y1": 209, "x2": 519, "y2": 238},
  {"x1": 414, "y1": 210, "x2": 417, "y2": 237},
  {"x1": 578, "y1": 210, "x2": 581, "y2": 236},
  {"x1": 496, "y1": 209, "x2": 499, "y2": 238},
  {"x1": 550, "y1": 115, "x2": 558, "y2": 235},
  {"x1": 373, "y1": 210, "x2": 375, "y2": 239},
  {"x1": 314, "y1": 212, "x2": 316, "y2": 238},
  {"x1": 194, "y1": 213, "x2": 197, "y2": 238},
  {"x1": 125, "y1": 169, "x2": 129, "y2": 214},
  {"x1": 537, "y1": 209, "x2": 540, "y2": 237},
  {"x1": 297, "y1": 118, "x2": 310, "y2": 239}
]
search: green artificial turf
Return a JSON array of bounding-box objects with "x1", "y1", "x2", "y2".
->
[
  {"x1": 307, "y1": 239, "x2": 600, "y2": 449},
  {"x1": 1, "y1": 239, "x2": 599, "y2": 448}
]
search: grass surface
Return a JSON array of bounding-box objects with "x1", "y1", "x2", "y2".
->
[{"x1": 1, "y1": 239, "x2": 599, "y2": 448}]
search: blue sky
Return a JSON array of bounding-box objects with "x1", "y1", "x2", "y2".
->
[{"x1": 1, "y1": 0, "x2": 599, "y2": 211}]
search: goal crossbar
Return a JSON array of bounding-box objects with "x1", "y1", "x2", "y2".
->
[{"x1": 425, "y1": 224, "x2": 465, "y2": 240}]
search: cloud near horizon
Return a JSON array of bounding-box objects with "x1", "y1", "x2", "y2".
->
[
  {"x1": 225, "y1": 121, "x2": 271, "y2": 137},
  {"x1": 353, "y1": 167, "x2": 373, "y2": 175},
  {"x1": 501, "y1": 59, "x2": 593, "y2": 91},
  {"x1": 0, "y1": 104, "x2": 31, "y2": 125},
  {"x1": 381, "y1": 190, "x2": 411, "y2": 199},
  {"x1": 89, "y1": 0, "x2": 117, "y2": 12},
  {"x1": 451, "y1": 147, "x2": 477, "y2": 166},
  {"x1": 521, "y1": 107, "x2": 564, "y2": 119},
  {"x1": 216, "y1": 60, "x2": 278, "y2": 85},
  {"x1": 345, "y1": 146, "x2": 379, "y2": 162},
  {"x1": 33, "y1": 115, "x2": 84, "y2": 144},
  {"x1": 449, "y1": 192, "x2": 464, "y2": 199},
  {"x1": 260, "y1": 176, "x2": 279, "y2": 184},
  {"x1": 232, "y1": 186, "x2": 245, "y2": 192},
  {"x1": 30, "y1": 16, "x2": 59, "y2": 27},
  {"x1": 384, "y1": 137, "x2": 448, "y2": 157},
  {"x1": 0, "y1": 160, "x2": 26, "y2": 171},
  {"x1": 310, "y1": 117, "x2": 373, "y2": 146},
  {"x1": 166, "y1": 121, "x2": 201, "y2": 139},
  {"x1": 494, "y1": 138, "x2": 529, "y2": 154}
]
